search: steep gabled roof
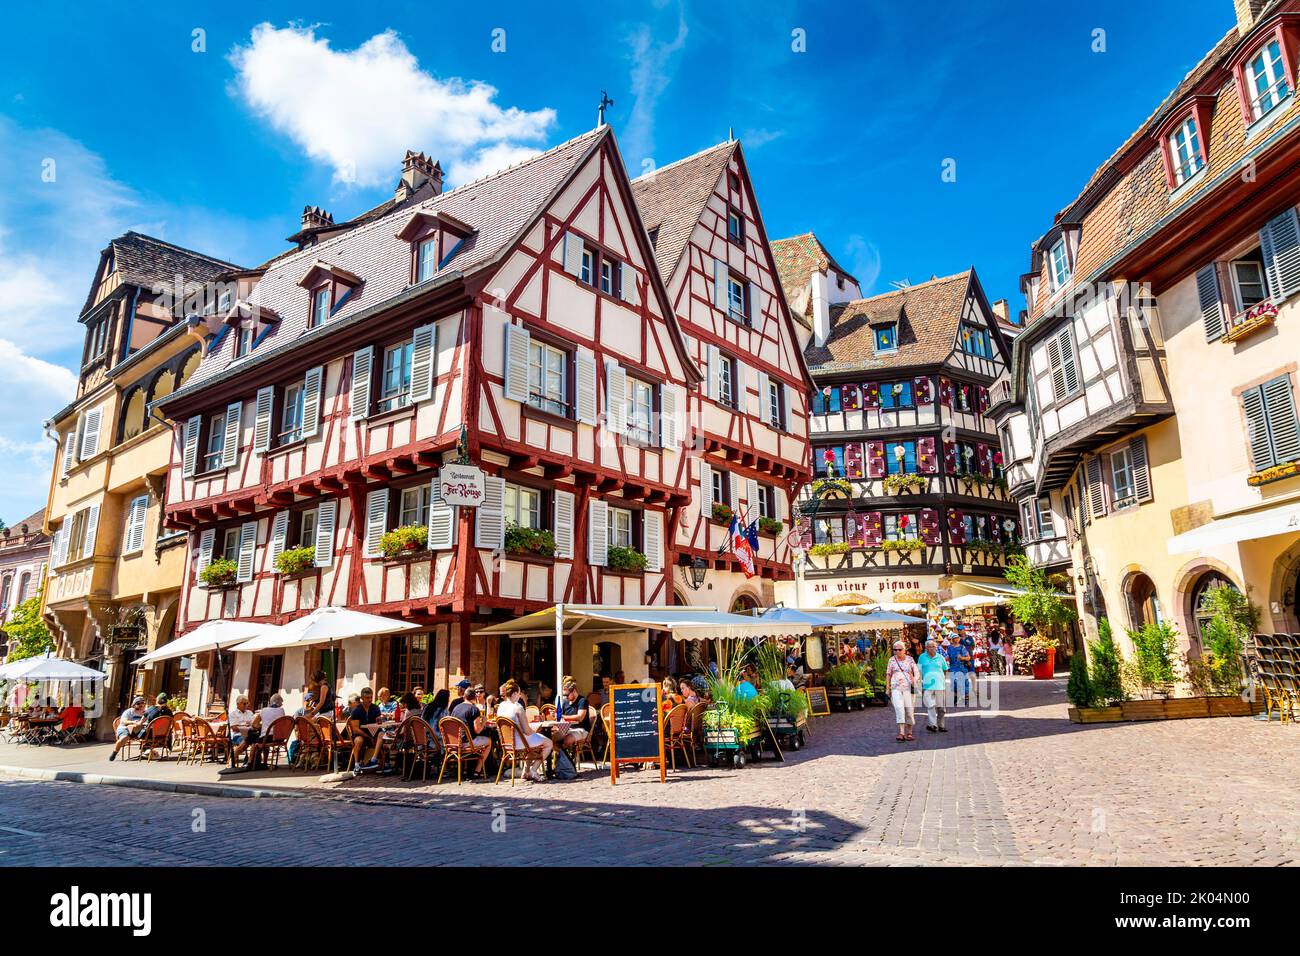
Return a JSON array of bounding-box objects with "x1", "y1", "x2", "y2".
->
[
  {"x1": 185, "y1": 128, "x2": 610, "y2": 388},
  {"x1": 82, "y1": 232, "x2": 242, "y2": 318},
  {"x1": 630, "y1": 141, "x2": 735, "y2": 278},
  {"x1": 771, "y1": 232, "x2": 860, "y2": 299},
  {"x1": 806, "y1": 271, "x2": 972, "y2": 373}
]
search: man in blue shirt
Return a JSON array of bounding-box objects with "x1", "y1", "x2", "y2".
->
[
  {"x1": 946, "y1": 633, "x2": 974, "y2": 706},
  {"x1": 917, "y1": 638, "x2": 950, "y2": 732}
]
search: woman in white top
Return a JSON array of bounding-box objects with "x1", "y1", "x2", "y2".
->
[{"x1": 497, "y1": 680, "x2": 552, "y2": 783}]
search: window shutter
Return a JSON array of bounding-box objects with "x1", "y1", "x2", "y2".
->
[
  {"x1": 562, "y1": 231, "x2": 584, "y2": 277},
  {"x1": 575, "y1": 349, "x2": 598, "y2": 425},
  {"x1": 269, "y1": 511, "x2": 289, "y2": 566},
  {"x1": 314, "y1": 499, "x2": 337, "y2": 567},
  {"x1": 699, "y1": 460, "x2": 713, "y2": 517},
  {"x1": 350, "y1": 346, "x2": 374, "y2": 421},
  {"x1": 301, "y1": 367, "x2": 323, "y2": 440},
  {"x1": 866, "y1": 440, "x2": 886, "y2": 478},
  {"x1": 917, "y1": 436, "x2": 938, "y2": 475},
  {"x1": 124, "y1": 496, "x2": 147, "y2": 554},
  {"x1": 861, "y1": 511, "x2": 883, "y2": 548},
  {"x1": 502, "y1": 324, "x2": 531, "y2": 404},
  {"x1": 1129, "y1": 436, "x2": 1152, "y2": 502},
  {"x1": 1047, "y1": 336, "x2": 1066, "y2": 400},
  {"x1": 1085, "y1": 455, "x2": 1108, "y2": 519},
  {"x1": 1261, "y1": 206, "x2": 1300, "y2": 301},
  {"x1": 79, "y1": 407, "x2": 102, "y2": 460},
  {"x1": 221, "y1": 401, "x2": 242, "y2": 468},
  {"x1": 409, "y1": 323, "x2": 437, "y2": 403},
  {"x1": 644, "y1": 509, "x2": 663, "y2": 572},
  {"x1": 1243, "y1": 385, "x2": 1272, "y2": 470},
  {"x1": 50, "y1": 527, "x2": 65, "y2": 568},
  {"x1": 735, "y1": 362, "x2": 749, "y2": 413},
  {"x1": 587, "y1": 499, "x2": 609, "y2": 566},
  {"x1": 713, "y1": 259, "x2": 728, "y2": 309},
  {"x1": 706, "y1": 345, "x2": 720, "y2": 400},
  {"x1": 919, "y1": 509, "x2": 941, "y2": 546},
  {"x1": 553, "y1": 489, "x2": 575, "y2": 559},
  {"x1": 947, "y1": 509, "x2": 966, "y2": 546},
  {"x1": 619, "y1": 261, "x2": 637, "y2": 305},
  {"x1": 1264, "y1": 374, "x2": 1300, "y2": 465},
  {"x1": 747, "y1": 280, "x2": 759, "y2": 323},
  {"x1": 660, "y1": 384, "x2": 679, "y2": 448},
  {"x1": 364, "y1": 488, "x2": 389, "y2": 558},
  {"x1": 235, "y1": 520, "x2": 257, "y2": 583},
  {"x1": 427, "y1": 477, "x2": 455, "y2": 550},
  {"x1": 81, "y1": 504, "x2": 99, "y2": 559},
  {"x1": 729, "y1": 472, "x2": 741, "y2": 516},
  {"x1": 845, "y1": 442, "x2": 864, "y2": 479},
  {"x1": 746, "y1": 478, "x2": 760, "y2": 520},
  {"x1": 783, "y1": 384, "x2": 795, "y2": 429},
  {"x1": 1058, "y1": 328, "x2": 1080, "y2": 395},
  {"x1": 605, "y1": 361, "x2": 628, "y2": 434},
  {"x1": 60, "y1": 427, "x2": 77, "y2": 476},
  {"x1": 756, "y1": 371, "x2": 770, "y2": 424},
  {"x1": 253, "y1": 386, "x2": 275, "y2": 452},
  {"x1": 195, "y1": 528, "x2": 214, "y2": 585},
  {"x1": 475, "y1": 476, "x2": 505, "y2": 550},
  {"x1": 1196, "y1": 264, "x2": 1225, "y2": 341}
]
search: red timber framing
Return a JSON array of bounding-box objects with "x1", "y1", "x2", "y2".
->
[{"x1": 156, "y1": 126, "x2": 706, "y2": 688}]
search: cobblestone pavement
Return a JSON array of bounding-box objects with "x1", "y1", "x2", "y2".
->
[{"x1": 1, "y1": 676, "x2": 1295, "y2": 866}]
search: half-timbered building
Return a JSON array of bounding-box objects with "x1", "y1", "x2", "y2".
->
[
  {"x1": 630, "y1": 142, "x2": 814, "y2": 657},
  {"x1": 774, "y1": 256, "x2": 1021, "y2": 607},
  {"x1": 155, "y1": 128, "x2": 701, "y2": 708}
]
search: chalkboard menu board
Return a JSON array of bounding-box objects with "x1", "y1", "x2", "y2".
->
[
  {"x1": 806, "y1": 685, "x2": 831, "y2": 716},
  {"x1": 609, "y1": 683, "x2": 666, "y2": 784}
]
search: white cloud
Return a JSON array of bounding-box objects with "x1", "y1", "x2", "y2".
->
[
  {"x1": 0, "y1": 338, "x2": 76, "y2": 525},
  {"x1": 229, "y1": 24, "x2": 556, "y2": 188},
  {"x1": 844, "y1": 234, "x2": 883, "y2": 293},
  {"x1": 622, "y1": 5, "x2": 689, "y2": 171}
]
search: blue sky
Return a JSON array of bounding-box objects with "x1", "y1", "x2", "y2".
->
[{"x1": 0, "y1": 0, "x2": 1235, "y2": 522}]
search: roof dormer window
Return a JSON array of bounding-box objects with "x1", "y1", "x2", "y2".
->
[
  {"x1": 1169, "y1": 116, "x2": 1203, "y2": 186},
  {"x1": 1049, "y1": 238, "x2": 1071, "y2": 291},
  {"x1": 1247, "y1": 38, "x2": 1290, "y2": 120},
  {"x1": 309, "y1": 284, "x2": 331, "y2": 329},
  {"x1": 396, "y1": 210, "x2": 474, "y2": 286},
  {"x1": 416, "y1": 235, "x2": 439, "y2": 282},
  {"x1": 874, "y1": 323, "x2": 898, "y2": 352}
]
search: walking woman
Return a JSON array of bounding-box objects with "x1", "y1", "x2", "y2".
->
[
  {"x1": 885, "y1": 640, "x2": 921, "y2": 742},
  {"x1": 1001, "y1": 631, "x2": 1016, "y2": 677}
]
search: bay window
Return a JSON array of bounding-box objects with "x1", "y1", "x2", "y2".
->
[
  {"x1": 1036, "y1": 498, "x2": 1056, "y2": 538},
  {"x1": 528, "y1": 340, "x2": 568, "y2": 417}
]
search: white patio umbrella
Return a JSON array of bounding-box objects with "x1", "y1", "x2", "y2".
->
[
  {"x1": 135, "y1": 618, "x2": 289, "y2": 665},
  {"x1": 755, "y1": 607, "x2": 870, "y2": 633},
  {"x1": 0, "y1": 652, "x2": 104, "y2": 682},
  {"x1": 230, "y1": 605, "x2": 420, "y2": 652},
  {"x1": 940, "y1": 595, "x2": 1010, "y2": 610}
]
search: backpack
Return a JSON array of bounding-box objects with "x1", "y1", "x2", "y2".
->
[{"x1": 553, "y1": 749, "x2": 578, "y2": 780}]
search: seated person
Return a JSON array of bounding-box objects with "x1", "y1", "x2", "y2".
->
[
  {"x1": 660, "y1": 676, "x2": 684, "y2": 712},
  {"x1": 421, "y1": 689, "x2": 451, "y2": 740},
  {"x1": 108, "y1": 696, "x2": 149, "y2": 761},
  {"x1": 556, "y1": 680, "x2": 590, "y2": 750},
  {"x1": 679, "y1": 678, "x2": 700, "y2": 706},
  {"x1": 376, "y1": 687, "x2": 397, "y2": 717},
  {"x1": 397, "y1": 691, "x2": 420, "y2": 721},
  {"x1": 286, "y1": 692, "x2": 315, "y2": 765},
  {"x1": 227, "y1": 696, "x2": 256, "y2": 750},
  {"x1": 235, "y1": 693, "x2": 286, "y2": 765},
  {"x1": 349, "y1": 688, "x2": 384, "y2": 771},
  {"x1": 143, "y1": 693, "x2": 172, "y2": 724},
  {"x1": 448, "y1": 685, "x2": 492, "y2": 776},
  {"x1": 734, "y1": 668, "x2": 759, "y2": 702},
  {"x1": 496, "y1": 680, "x2": 551, "y2": 783}
]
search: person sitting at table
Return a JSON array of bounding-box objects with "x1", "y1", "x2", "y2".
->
[
  {"x1": 556, "y1": 679, "x2": 590, "y2": 753},
  {"x1": 679, "y1": 678, "x2": 700, "y2": 706},
  {"x1": 376, "y1": 687, "x2": 396, "y2": 717},
  {"x1": 660, "y1": 676, "x2": 683, "y2": 713},
  {"x1": 286, "y1": 692, "x2": 315, "y2": 765},
  {"x1": 235, "y1": 693, "x2": 286, "y2": 765},
  {"x1": 308, "y1": 671, "x2": 335, "y2": 719},
  {"x1": 421, "y1": 688, "x2": 451, "y2": 737},
  {"x1": 227, "y1": 696, "x2": 256, "y2": 751},
  {"x1": 143, "y1": 693, "x2": 172, "y2": 724},
  {"x1": 397, "y1": 691, "x2": 420, "y2": 721},
  {"x1": 449, "y1": 685, "x2": 492, "y2": 777},
  {"x1": 497, "y1": 680, "x2": 550, "y2": 783},
  {"x1": 108, "y1": 696, "x2": 149, "y2": 761},
  {"x1": 350, "y1": 688, "x2": 385, "y2": 771}
]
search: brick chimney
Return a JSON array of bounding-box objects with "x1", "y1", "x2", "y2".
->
[
  {"x1": 396, "y1": 150, "x2": 444, "y2": 202},
  {"x1": 1235, "y1": 0, "x2": 1269, "y2": 34},
  {"x1": 992, "y1": 299, "x2": 1011, "y2": 324},
  {"x1": 301, "y1": 206, "x2": 334, "y2": 230}
]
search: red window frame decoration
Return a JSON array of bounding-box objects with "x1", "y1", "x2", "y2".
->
[
  {"x1": 1226, "y1": 15, "x2": 1300, "y2": 127},
  {"x1": 1153, "y1": 95, "x2": 1216, "y2": 192}
]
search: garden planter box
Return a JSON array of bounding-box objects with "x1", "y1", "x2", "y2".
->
[
  {"x1": 1067, "y1": 706, "x2": 1123, "y2": 724},
  {"x1": 1163, "y1": 697, "x2": 1210, "y2": 719},
  {"x1": 1120, "y1": 699, "x2": 1167, "y2": 721},
  {"x1": 1207, "y1": 696, "x2": 1253, "y2": 717},
  {"x1": 825, "y1": 686, "x2": 868, "y2": 711},
  {"x1": 1031, "y1": 648, "x2": 1056, "y2": 680}
]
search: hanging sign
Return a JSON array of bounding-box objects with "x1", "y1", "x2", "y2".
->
[{"x1": 439, "y1": 464, "x2": 485, "y2": 508}]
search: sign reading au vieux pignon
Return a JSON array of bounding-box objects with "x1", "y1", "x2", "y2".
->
[{"x1": 440, "y1": 464, "x2": 485, "y2": 508}]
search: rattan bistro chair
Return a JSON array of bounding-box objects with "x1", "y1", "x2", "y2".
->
[
  {"x1": 663, "y1": 704, "x2": 693, "y2": 770},
  {"x1": 249, "y1": 715, "x2": 295, "y2": 769},
  {"x1": 393, "y1": 716, "x2": 438, "y2": 781},
  {"x1": 494, "y1": 716, "x2": 546, "y2": 786},
  {"x1": 123, "y1": 716, "x2": 173, "y2": 761},
  {"x1": 292, "y1": 717, "x2": 324, "y2": 770},
  {"x1": 437, "y1": 716, "x2": 490, "y2": 784},
  {"x1": 573, "y1": 711, "x2": 602, "y2": 770}
]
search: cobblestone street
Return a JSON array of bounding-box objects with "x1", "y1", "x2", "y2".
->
[{"x1": 1, "y1": 676, "x2": 1294, "y2": 866}]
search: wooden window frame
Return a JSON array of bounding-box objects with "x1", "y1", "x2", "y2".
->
[
  {"x1": 520, "y1": 326, "x2": 575, "y2": 423},
  {"x1": 308, "y1": 282, "x2": 333, "y2": 330}
]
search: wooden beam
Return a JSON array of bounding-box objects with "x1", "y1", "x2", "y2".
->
[
  {"x1": 509, "y1": 454, "x2": 539, "y2": 471},
  {"x1": 543, "y1": 463, "x2": 573, "y2": 480}
]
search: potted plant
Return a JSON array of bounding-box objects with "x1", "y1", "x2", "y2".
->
[
  {"x1": 379, "y1": 524, "x2": 428, "y2": 559},
  {"x1": 711, "y1": 503, "x2": 734, "y2": 524},
  {"x1": 1013, "y1": 632, "x2": 1058, "y2": 680},
  {"x1": 810, "y1": 477, "x2": 852, "y2": 499},
  {"x1": 758, "y1": 516, "x2": 783, "y2": 536},
  {"x1": 1066, "y1": 652, "x2": 1095, "y2": 718},
  {"x1": 880, "y1": 538, "x2": 922, "y2": 553},
  {"x1": 200, "y1": 557, "x2": 238, "y2": 588},
  {"x1": 274, "y1": 546, "x2": 315, "y2": 575},
  {"x1": 504, "y1": 523, "x2": 557, "y2": 558},
  {"x1": 1127, "y1": 620, "x2": 1179, "y2": 700},
  {"x1": 1004, "y1": 555, "x2": 1075, "y2": 677},
  {"x1": 607, "y1": 546, "x2": 647, "y2": 572},
  {"x1": 809, "y1": 542, "x2": 850, "y2": 557},
  {"x1": 883, "y1": 473, "x2": 926, "y2": 494},
  {"x1": 823, "y1": 661, "x2": 870, "y2": 710},
  {"x1": 1078, "y1": 618, "x2": 1126, "y2": 721}
]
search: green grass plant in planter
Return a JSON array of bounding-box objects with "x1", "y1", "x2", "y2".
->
[
  {"x1": 758, "y1": 516, "x2": 783, "y2": 536},
  {"x1": 809, "y1": 542, "x2": 850, "y2": 557},
  {"x1": 504, "y1": 524, "x2": 556, "y2": 557}
]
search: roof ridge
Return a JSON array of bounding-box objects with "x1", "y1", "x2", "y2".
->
[
  {"x1": 118, "y1": 231, "x2": 244, "y2": 270},
  {"x1": 836, "y1": 269, "x2": 970, "y2": 307},
  {"x1": 438, "y1": 126, "x2": 607, "y2": 198},
  {"x1": 630, "y1": 139, "x2": 733, "y2": 182}
]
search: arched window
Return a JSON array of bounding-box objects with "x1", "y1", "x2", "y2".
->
[
  {"x1": 730, "y1": 593, "x2": 758, "y2": 613},
  {"x1": 16, "y1": 573, "x2": 30, "y2": 603},
  {"x1": 0, "y1": 576, "x2": 11, "y2": 611},
  {"x1": 120, "y1": 388, "x2": 146, "y2": 441},
  {"x1": 176, "y1": 348, "x2": 201, "y2": 389},
  {"x1": 1126, "y1": 572, "x2": 1162, "y2": 629},
  {"x1": 1191, "y1": 572, "x2": 1237, "y2": 644}
]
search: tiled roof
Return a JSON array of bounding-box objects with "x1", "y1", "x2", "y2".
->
[
  {"x1": 771, "y1": 232, "x2": 859, "y2": 304},
  {"x1": 805, "y1": 271, "x2": 971, "y2": 374},
  {"x1": 187, "y1": 128, "x2": 608, "y2": 387},
  {"x1": 84, "y1": 233, "x2": 242, "y2": 317},
  {"x1": 630, "y1": 141, "x2": 735, "y2": 279}
]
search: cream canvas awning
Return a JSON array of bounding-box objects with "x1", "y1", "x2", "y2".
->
[
  {"x1": 1167, "y1": 499, "x2": 1300, "y2": 554},
  {"x1": 474, "y1": 605, "x2": 815, "y2": 642}
]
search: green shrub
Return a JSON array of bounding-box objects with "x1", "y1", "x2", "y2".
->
[
  {"x1": 809, "y1": 542, "x2": 850, "y2": 557},
  {"x1": 275, "y1": 546, "x2": 315, "y2": 575},
  {"x1": 1197, "y1": 584, "x2": 1257, "y2": 695},
  {"x1": 1088, "y1": 617, "x2": 1125, "y2": 705},
  {"x1": 824, "y1": 662, "x2": 869, "y2": 688},
  {"x1": 1067, "y1": 653, "x2": 1095, "y2": 708},
  {"x1": 200, "y1": 558, "x2": 238, "y2": 587},
  {"x1": 607, "y1": 546, "x2": 647, "y2": 572},
  {"x1": 379, "y1": 524, "x2": 427, "y2": 558},
  {"x1": 1128, "y1": 620, "x2": 1179, "y2": 693},
  {"x1": 758, "y1": 516, "x2": 783, "y2": 536},
  {"x1": 504, "y1": 524, "x2": 556, "y2": 557}
]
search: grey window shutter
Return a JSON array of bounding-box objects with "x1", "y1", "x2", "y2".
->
[
  {"x1": 182, "y1": 415, "x2": 201, "y2": 477},
  {"x1": 269, "y1": 510, "x2": 289, "y2": 566},
  {"x1": 195, "y1": 528, "x2": 215, "y2": 585},
  {"x1": 409, "y1": 323, "x2": 437, "y2": 403},
  {"x1": 1058, "y1": 328, "x2": 1080, "y2": 394},
  {"x1": 644, "y1": 509, "x2": 663, "y2": 571},
  {"x1": 502, "y1": 324, "x2": 531, "y2": 404},
  {"x1": 660, "y1": 384, "x2": 678, "y2": 448},
  {"x1": 553, "y1": 489, "x2": 575, "y2": 559},
  {"x1": 363, "y1": 488, "x2": 389, "y2": 557},
  {"x1": 587, "y1": 498, "x2": 609, "y2": 566},
  {"x1": 222, "y1": 401, "x2": 242, "y2": 468},
  {"x1": 1129, "y1": 436, "x2": 1152, "y2": 502},
  {"x1": 713, "y1": 259, "x2": 729, "y2": 309},
  {"x1": 1047, "y1": 336, "x2": 1066, "y2": 401},
  {"x1": 604, "y1": 361, "x2": 627, "y2": 434},
  {"x1": 235, "y1": 520, "x2": 257, "y2": 583},
  {"x1": 351, "y1": 346, "x2": 374, "y2": 421},
  {"x1": 747, "y1": 280, "x2": 759, "y2": 323},
  {"x1": 427, "y1": 476, "x2": 455, "y2": 550},
  {"x1": 475, "y1": 476, "x2": 505, "y2": 550},
  {"x1": 1196, "y1": 264, "x2": 1225, "y2": 341},
  {"x1": 79, "y1": 407, "x2": 102, "y2": 460},
  {"x1": 706, "y1": 345, "x2": 720, "y2": 400},
  {"x1": 301, "y1": 367, "x2": 323, "y2": 439},
  {"x1": 60, "y1": 426, "x2": 77, "y2": 476},
  {"x1": 562, "y1": 231, "x2": 584, "y2": 277},
  {"x1": 1085, "y1": 455, "x2": 1107, "y2": 519},
  {"x1": 575, "y1": 349, "x2": 598, "y2": 425},
  {"x1": 1261, "y1": 206, "x2": 1300, "y2": 301},
  {"x1": 314, "y1": 499, "x2": 337, "y2": 567},
  {"x1": 1264, "y1": 374, "x2": 1300, "y2": 465},
  {"x1": 756, "y1": 370, "x2": 770, "y2": 425},
  {"x1": 253, "y1": 386, "x2": 275, "y2": 452},
  {"x1": 1242, "y1": 385, "x2": 1273, "y2": 470}
]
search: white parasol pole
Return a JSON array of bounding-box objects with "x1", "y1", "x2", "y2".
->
[{"x1": 554, "y1": 604, "x2": 564, "y2": 708}]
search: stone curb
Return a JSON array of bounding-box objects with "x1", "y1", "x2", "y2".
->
[{"x1": 0, "y1": 764, "x2": 306, "y2": 800}]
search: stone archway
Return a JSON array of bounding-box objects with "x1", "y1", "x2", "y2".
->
[
  {"x1": 1171, "y1": 558, "x2": 1244, "y2": 654},
  {"x1": 1120, "y1": 567, "x2": 1163, "y2": 631},
  {"x1": 1267, "y1": 538, "x2": 1300, "y2": 633}
]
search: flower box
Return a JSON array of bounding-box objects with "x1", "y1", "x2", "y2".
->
[
  {"x1": 1206, "y1": 695, "x2": 1253, "y2": 717},
  {"x1": 1119, "y1": 699, "x2": 1167, "y2": 721},
  {"x1": 1067, "y1": 706, "x2": 1123, "y2": 724},
  {"x1": 1221, "y1": 302, "x2": 1277, "y2": 343},
  {"x1": 379, "y1": 525, "x2": 428, "y2": 558},
  {"x1": 1163, "y1": 696, "x2": 1210, "y2": 719}
]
